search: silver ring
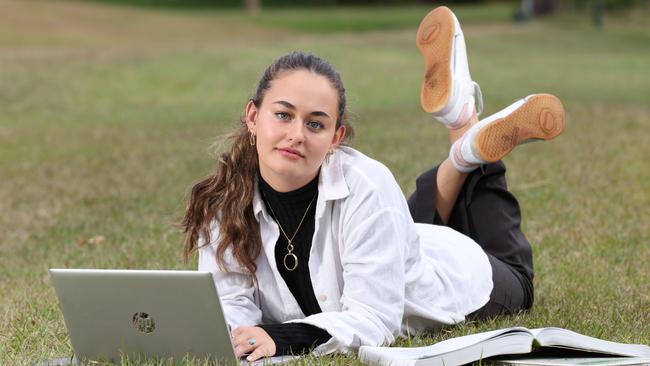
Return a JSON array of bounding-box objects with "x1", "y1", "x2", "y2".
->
[{"x1": 248, "y1": 338, "x2": 257, "y2": 346}]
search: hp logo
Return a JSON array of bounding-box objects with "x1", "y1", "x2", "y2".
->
[{"x1": 132, "y1": 312, "x2": 155, "y2": 334}]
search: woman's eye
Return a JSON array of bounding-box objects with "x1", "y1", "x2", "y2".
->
[
  {"x1": 275, "y1": 112, "x2": 290, "y2": 120},
  {"x1": 307, "y1": 121, "x2": 324, "y2": 130}
]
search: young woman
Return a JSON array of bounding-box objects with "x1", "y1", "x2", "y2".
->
[{"x1": 182, "y1": 6, "x2": 566, "y2": 362}]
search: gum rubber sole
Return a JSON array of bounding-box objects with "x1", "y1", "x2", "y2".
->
[
  {"x1": 416, "y1": 6, "x2": 455, "y2": 113},
  {"x1": 476, "y1": 94, "x2": 566, "y2": 162}
]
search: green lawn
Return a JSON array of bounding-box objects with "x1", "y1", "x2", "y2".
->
[{"x1": 1, "y1": 1, "x2": 649, "y2": 365}]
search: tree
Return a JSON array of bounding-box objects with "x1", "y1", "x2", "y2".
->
[
  {"x1": 533, "y1": 0, "x2": 561, "y2": 15},
  {"x1": 245, "y1": 0, "x2": 260, "y2": 15}
]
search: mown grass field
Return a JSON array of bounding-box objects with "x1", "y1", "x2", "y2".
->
[{"x1": 1, "y1": 0, "x2": 649, "y2": 364}]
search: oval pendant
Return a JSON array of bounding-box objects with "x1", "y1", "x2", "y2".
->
[{"x1": 283, "y1": 253, "x2": 298, "y2": 271}]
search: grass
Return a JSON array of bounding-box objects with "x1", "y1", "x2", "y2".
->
[{"x1": 1, "y1": 0, "x2": 649, "y2": 364}]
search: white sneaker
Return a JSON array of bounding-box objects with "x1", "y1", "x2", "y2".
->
[
  {"x1": 417, "y1": 6, "x2": 483, "y2": 128},
  {"x1": 450, "y1": 94, "x2": 566, "y2": 172}
]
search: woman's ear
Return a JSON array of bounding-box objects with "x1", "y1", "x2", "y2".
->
[
  {"x1": 245, "y1": 100, "x2": 258, "y2": 133},
  {"x1": 331, "y1": 125, "x2": 347, "y2": 148}
]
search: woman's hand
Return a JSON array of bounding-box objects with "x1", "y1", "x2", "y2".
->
[{"x1": 231, "y1": 326, "x2": 277, "y2": 362}]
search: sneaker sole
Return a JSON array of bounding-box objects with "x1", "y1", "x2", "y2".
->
[
  {"x1": 416, "y1": 6, "x2": 455, "y2": 113},
  {"x1": 476, "y1": 94, "x2": 566, "y2": 162}
]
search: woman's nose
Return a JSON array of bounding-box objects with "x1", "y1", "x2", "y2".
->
[{"x1": 287, "y1": 119, "x2": 305, "y2": 142}]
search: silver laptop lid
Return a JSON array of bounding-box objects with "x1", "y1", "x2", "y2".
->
[{"x1": 50, "y1": 269, "x2": 238, "y2": 364}]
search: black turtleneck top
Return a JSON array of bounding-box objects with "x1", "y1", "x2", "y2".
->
[{"x1": 257, "y1": 174, "x2": 332, "y2": 355}]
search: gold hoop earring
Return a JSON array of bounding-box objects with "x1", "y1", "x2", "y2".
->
[
  {"x1": 325, "y1": 148, "x2": 334, "y2": 165},
  {"x1": 249, "y1": 131, "x2": 256, "y2": 146}
]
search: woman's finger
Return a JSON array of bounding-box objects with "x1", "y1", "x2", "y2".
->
[
  {"x1": 231, "y1": 326, "x2": 275, "y2": 360},
  {"x1": 234, "y1": 343, "x2": 248, "y2": 358},
  {"x1": 232, "y1": 330, "x2": 256, "y2": 357},
  {"x1": 235, "y1": 342, "x2": 259, "y2": 358},
  {"x1": 246, "y1": 344, "x2": 272, "y2": 362}
]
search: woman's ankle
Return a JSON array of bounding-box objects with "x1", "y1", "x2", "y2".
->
[{"x1": 449, "y1": 111, "x2": 479, "y2": 144}]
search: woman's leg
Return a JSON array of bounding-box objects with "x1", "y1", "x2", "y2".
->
[
  {"x1": 408, "y1": 161, "x2": 535, "y2": 317},
  {"x1": 434, "y1": 159, "x2": 468, "y2": 224},
  {"x1": 434, "y1": 109, "x2": 478, "y2": 224},
  {"x1": 409, "y1": 88, "x2": 541, "y2": 318},
  {"x1": 409, "y1": 98, "x2": 556, "y2": 317},
  {"x1": 413, "y1": 6, "x2": 564, "y2": 318}
]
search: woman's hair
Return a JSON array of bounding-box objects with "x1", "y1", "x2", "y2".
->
[{"x1": 182, "y1": 51, "x2": 354, "y2": 277}]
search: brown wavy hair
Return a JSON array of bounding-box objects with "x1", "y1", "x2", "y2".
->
[{"x1": 182, "y1": 51, "x2": 354, "y2": 277}]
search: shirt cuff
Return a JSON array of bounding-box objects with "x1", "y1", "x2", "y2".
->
[{"x1": 259, "y1": 323, "x2": 332, "y2": 356}]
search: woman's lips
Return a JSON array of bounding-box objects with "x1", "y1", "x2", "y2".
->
[{"x1": 277, "y1": 148, "x2": 304, "y2": 159}]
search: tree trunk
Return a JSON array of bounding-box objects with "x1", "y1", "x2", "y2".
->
[
  {"x1": 244, "y1": 0, "x2": 260, "y2": 15},
  {"x1": 533, "y1": 0, "x2": 561, "y2": 15}
]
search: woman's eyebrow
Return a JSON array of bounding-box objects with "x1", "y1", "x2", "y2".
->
[
  {"x1": 273, "y1": 100, "x2": 296, "y2": 110},
  {"x1": 273, "y1": 100, "x2": 331, "y2": 119}
]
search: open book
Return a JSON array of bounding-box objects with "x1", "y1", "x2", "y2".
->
[
  {"x1": 358, "y1": 327, "x2": 650, "y2": 366},
  {"x1": 244, "y1": 355, "x2": 301, "y2": 365}
]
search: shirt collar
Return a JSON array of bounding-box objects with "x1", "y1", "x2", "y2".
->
[{"x1": 252, "y1": 148, "x2": 350, "y2": 221}]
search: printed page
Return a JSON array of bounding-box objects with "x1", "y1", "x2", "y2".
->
[
  {"x1": 360, "y1": 327, "x2": 533, "y2": 360},
  {"x1": 530, "y1": 328, "x2": 650, "y2": 358}
]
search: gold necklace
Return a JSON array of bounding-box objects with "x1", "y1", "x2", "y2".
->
[{"x1": 264, "y1": 193, "x2": 317, "y2": 271}]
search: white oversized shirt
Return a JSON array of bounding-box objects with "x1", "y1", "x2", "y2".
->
[{"x1": 198, "y1": 146, "x2": 492, "y2": 355}]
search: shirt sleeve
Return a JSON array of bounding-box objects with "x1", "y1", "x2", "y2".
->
[
  {"x1": 198, "y1": 223, "x2": 263, "y2": 330},
  {"x1": 259, "y1": 323, "x2": 331, "y2": 356}
]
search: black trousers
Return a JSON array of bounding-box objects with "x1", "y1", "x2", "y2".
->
[{"x1": 407, "y1": 162, "x2": 534, "y2": 319}]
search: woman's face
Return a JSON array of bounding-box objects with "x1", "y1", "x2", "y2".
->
[{"x1": 246, "y1": 69, "x2": 346, "y2": 192}]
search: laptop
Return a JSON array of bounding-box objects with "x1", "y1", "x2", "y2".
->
[{"x1": 50, "y1": 269, "x2": 239, "y2": 364}]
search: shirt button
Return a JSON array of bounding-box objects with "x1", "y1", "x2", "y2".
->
[{"x1": 318, "y1": 294, "x2": 327, "y2": 302}]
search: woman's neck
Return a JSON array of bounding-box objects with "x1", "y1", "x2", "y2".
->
[
  {"x1": 258, "y1": 169, "x2": 320, "y2": 193},
  {"x1": 258, "y1": 170, "x2": 319, "y2": 194}
]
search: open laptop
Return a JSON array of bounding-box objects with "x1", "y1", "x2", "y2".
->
[{"x1": 50, "y1": 269, "x2": 239, "y2": 364}]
